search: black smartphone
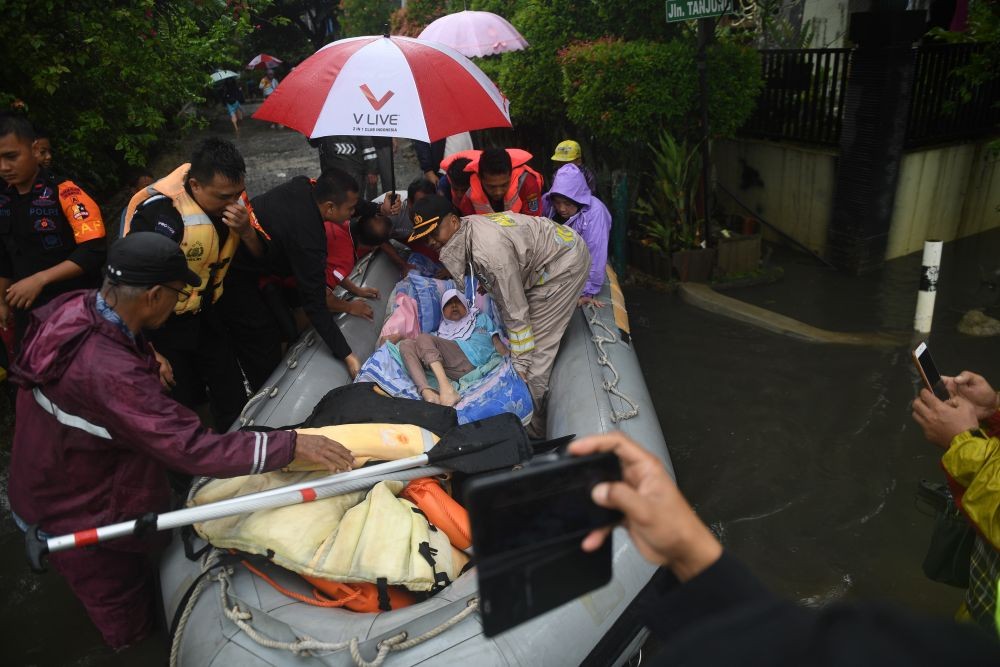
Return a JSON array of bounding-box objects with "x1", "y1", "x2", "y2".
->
[
  {"x1": 464, "y1": 451, "x2": 623, "y2": 636},
  {"x1": 912, "y1": 342, "x2": 950, "y2": 401}
]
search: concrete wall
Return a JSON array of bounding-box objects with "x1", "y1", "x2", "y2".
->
[
  {"x1": 714, "y1": 139, "x2": 837, "y2": 255},
  {"x1": 717, "y1": 137, "x2": 1000, "y2": 262},
  {"x1": 887, "y1": 142, "x2": 1000, "y2": 259}
]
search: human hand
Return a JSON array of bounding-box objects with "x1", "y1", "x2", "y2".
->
[
  {"x1": 424, "y1": 171, "x2": 440, "y2": 187},
  {"x1": 222, "y1": 202, "x2": 251, "y2": 236},
  {"x1": 380, "y1": 333, "x2": 403, "y2": 345},
  {"x1": 911, "y1": 389, "x2": 980, "y2": 448},
  {"x1": 347, "y1": 300, "x2": 374, "y2": 321},
  {"x1": 568, "y1": 432, "x2": 723, "y2": 582},
  {"x1": 293, "y1": 433, "x2": 355, "y2": 472},
  {"x1": 578, "y1": 296, "x2": 605, "y2": 308},
  {"x1": 356, "y1": 286, "x2": 380, "y2": 300},
  {"x1": 152, "y1": 348, "x2": 176, "y2": 389},
  {"x1": 380, "y1": 194, "x2": 402, "y2": 216},
  {"x1": 943, "y1": 371, "x2": 999, "y2": 420},
  {"x1": 6, "y1": 274, "x2": 46, "y2": 309},
  {"x1": 343, "y1": 353, "x2": 362, "y2": 378}
]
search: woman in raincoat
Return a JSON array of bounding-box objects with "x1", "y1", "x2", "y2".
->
[{"x1": 542, "y1": 163, "x2": 611, "y2": 307}]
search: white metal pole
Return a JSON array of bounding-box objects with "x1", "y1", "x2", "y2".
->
[{"x1": 913, "y1": 240, "x2": 943, "y2": 334}]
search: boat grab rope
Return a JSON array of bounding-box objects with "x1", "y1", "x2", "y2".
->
[
  {"x1": 206, "y1": 561, "x2": 478, "y2": 667},
  {"x1": 586, "y1": 304, "x2": 639, "y2": 423},
  {"x1": 238, "y1": 384, "x2": 279, "y2": 427}
]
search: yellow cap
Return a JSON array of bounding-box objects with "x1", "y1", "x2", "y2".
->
[{"x1": 551, "y1": 140, "x2": 581, "y2": 162}]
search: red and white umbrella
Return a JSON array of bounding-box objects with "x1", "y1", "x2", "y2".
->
[
  {"x1": 246, "y1": 53, "x2": 282, "y2": 70},
  {"x1": 418, "y1": 10, "x2": 529, "y2": 58},
  {"x1": 252, "y1": 35, "x2": 511, "y2": 143}
]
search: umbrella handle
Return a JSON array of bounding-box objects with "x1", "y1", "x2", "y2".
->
[{"x1": 25, "y1": 524, "x2": 49, "y2": 573}]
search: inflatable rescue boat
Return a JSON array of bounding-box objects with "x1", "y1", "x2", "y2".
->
[{"x1": 160, "y1": 246, "x2": 673, "y2": 666}]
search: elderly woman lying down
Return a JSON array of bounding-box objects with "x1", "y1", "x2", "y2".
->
[{"x1": 397, "y1": 289, "x2": 508, "y2": 406}]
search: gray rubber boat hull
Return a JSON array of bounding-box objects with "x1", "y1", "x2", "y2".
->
[{"x1": 160, "y1": 251, "x2": 672, "y2": 666}]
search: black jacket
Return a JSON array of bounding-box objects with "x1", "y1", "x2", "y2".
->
[
  {"x1": 245, "y1": 177, "x2": 381, "y2": 360},
  {"x1": 643, "y1": 553, "x2": 1000, "y2": 666}
]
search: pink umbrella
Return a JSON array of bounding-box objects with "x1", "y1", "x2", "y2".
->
[
  {"x1": 418, "y1": 10, "x2": 528, "y2": 58},
  {"x1": 253, "y1": 34, "x2": 511, "y2": 143},
  {"x1": 246, "y1": 53, "x2": 282, "y2": 70}
]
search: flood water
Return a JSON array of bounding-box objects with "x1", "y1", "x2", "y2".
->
[
  {"x1": 625, "y1": 228, "x2": 999, "y2": 615},
  {"x1": 0, "y1": 115, "x2": 996, "y2": 663}
]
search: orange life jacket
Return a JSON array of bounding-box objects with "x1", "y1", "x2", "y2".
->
[
  {"x1": 401, "y1": 477, "x2": 472, "y2": 551},
  {"x1": 443, "y1": 149, "x2": 544, "y2": 215}
]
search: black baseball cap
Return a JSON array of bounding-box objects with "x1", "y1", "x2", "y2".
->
[
  {"x1": 106, "y1": 233, "x2": 201, "y2": 287},
  {"x1": 408, "y1": 194, "x2": 457, "y2": 242}
]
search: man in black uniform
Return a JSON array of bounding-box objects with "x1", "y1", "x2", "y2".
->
[
  {"x1": 0, "y1": 114, "x2": 106, "y2": 343},
  {"x1": 219, "y1": 168, "x2": 399, "y2": 390},
  {"x1": 122, "y1": 138, "x2": 262, "y2": 431}
]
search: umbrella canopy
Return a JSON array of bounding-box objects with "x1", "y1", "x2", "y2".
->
[
  {"x1": 418, "y1": 10, "x2": 528, "y2": 58},
  {"x1": 209, "y1": 70, "x2": 239, "y2": 84},
  {"x1": 247, "y1": 53, "x2": 283, "y2": 70},
  {"x1": 253, "y1": 34, "x2": 511, "y2": 143}
]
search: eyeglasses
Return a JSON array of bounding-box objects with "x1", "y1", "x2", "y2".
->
[{"x1": 158, "y1": 284, "x2": 192, "y2": 303}]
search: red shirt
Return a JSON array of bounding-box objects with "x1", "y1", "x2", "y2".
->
[{"x1": 324, "y1": 220, "x2": 355, "y2": 289}]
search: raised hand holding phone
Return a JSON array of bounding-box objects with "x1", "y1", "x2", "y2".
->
[{"x1": 912, "y1": 342, "x2": 951, "y2": 401}]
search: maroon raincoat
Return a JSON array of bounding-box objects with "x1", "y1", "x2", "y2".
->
[{"x1": 8, "y1": 290, "x2": 296, "y2": 648}]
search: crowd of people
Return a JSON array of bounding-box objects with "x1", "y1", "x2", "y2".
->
[
  {"x1": 4, "y1": 104, "x2": 998, "y2": 663},
  {"x1": 0, "y1": 108, "x2": 613, "y2": 648}
]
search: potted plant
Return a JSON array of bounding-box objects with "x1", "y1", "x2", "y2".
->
[{"x1": 633, "y1": 129, "x2": 715, "y2": 282}]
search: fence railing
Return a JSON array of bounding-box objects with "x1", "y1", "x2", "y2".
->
[
  {"x1": 905, "y1": 43, "x2": 999, "y2": 149},
  {"x1": 740, "y1": 48, "x2": 851, "y2": 148},
  {"x1": 740, "y1": 43, "x2": 999, "y2": 150}
]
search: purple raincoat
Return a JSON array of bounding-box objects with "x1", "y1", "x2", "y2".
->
[{"x1": 542, "y1": 164, "x2": 611, "y2": 297}]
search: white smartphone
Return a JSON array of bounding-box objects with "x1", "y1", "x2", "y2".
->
[{"x1": 912, "y1": 342, "x2": 950, "y2": 401}]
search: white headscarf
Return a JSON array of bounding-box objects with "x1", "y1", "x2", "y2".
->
[{"x1": 436, "y1": 289, "x2": 478, "y2": 341}]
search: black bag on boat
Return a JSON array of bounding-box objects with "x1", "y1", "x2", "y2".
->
[
  {"x1": 293, "y1": 382, "x2": 459, "y2": 435},
  {"x1": 918, "y1": 480, "x2": 975, "y2": 588}
]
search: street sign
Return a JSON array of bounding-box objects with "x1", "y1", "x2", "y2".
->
[{"x1": 666, "y1": 0, "x2": 734, "y2": 22}]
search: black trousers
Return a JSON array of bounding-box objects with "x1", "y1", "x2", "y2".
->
[
  {"x1": 217, "y1": 278, "x2": 287, "y2": 394},
  {"x1": 149, "y1": 307, "x2": 248, "y2": 431}
]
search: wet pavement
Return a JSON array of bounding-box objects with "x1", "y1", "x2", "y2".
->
[
  {"x1": 625, "y1": 229, "x2": 999, "y2": 615},
  {"x1": 1, "y1": 107, "x2": 998, "y2": 663}
]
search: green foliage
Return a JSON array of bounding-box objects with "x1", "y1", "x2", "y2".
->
[
  {"x1": 706, "y1": 40, "x2": 763, "y2": 138},
  {"x1": 633, "y1": 130, "x2": 703, "y2": 252},
  {"x1": 0, "y1": 1, "x2": 259, "y2": 193},
  {"x1": 251, "y1": 0, "x2": 338, "y2": 58},
  {"x1": 389, "y1": 0, "x2": 452, "y2": 37},
  {"x1": 338, "y1": 0, "x2": 397, "y2": 37},
  {"x1": 559, "y1": 37, "x2": 762, "y2": 146},
  {"x1": 560, "y1": 39, "x2": 697, "y2": 146}
]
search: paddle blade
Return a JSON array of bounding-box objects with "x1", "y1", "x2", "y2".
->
[{"x1": 429, "y1": 413, "x2": 531, "y2": 474}]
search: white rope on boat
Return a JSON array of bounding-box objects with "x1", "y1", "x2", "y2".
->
[
  {"x1": 586, "y1": 304, "x2": 640, "y2": 423},
  {"x1": 170, "y1": 549, "x2": 223, "y2": 667},
  {"x1": 238, "y1": 385, "x2": 278, "y2": 427},
  {"x1": 211, "y1": 563, "x2": 478, "y2": 667}
]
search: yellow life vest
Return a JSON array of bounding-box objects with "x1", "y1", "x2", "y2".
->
[
  {"x1": 192, "y1": 478, "x2": 468, "y2": 592},
  {"x1": 191, "y1": 424, "x2": 466, "y2": 592},
  {"x1": 122, "y1": 163, "x2": 240, "y2": 315}
]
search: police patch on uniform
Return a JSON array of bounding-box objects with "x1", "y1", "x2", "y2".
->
[
  {"x1": 527, "y1": 197, "x2": 539, "y2": 213},
  {"x1": 33, "y1": 217, "x2": 55, "y2": 232},
  {"x1": 486, "y1": 212, "x2": 517, "y2": 227},
  {"x1": 71, "y1": 201, "x2": 90, "y2": 220}
]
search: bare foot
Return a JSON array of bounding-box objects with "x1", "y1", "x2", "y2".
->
[
  {"x1": 420, "y1": 388, "x2": 441, "y2": 404},
  {"x1": 438, "y1": 385, "x2": 461, "y2": 407}
]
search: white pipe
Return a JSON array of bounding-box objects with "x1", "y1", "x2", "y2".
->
[
  {"x1": 913, "y1": 240, "x2": 943, "y2": 334},
  {"x1": 43, "y1": 463, "x2": 445, "y2": 555}
]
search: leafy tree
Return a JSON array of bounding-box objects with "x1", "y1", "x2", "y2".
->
[
  {"x1": 0, "y1": 0, "x2": 259, "y2": 193},
  {"x1": 250, "y1": 0, "x2": 340, "y2": 61},
  {"x1": 338, "y1": 0, "x2": 398, "y2": 37}
]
